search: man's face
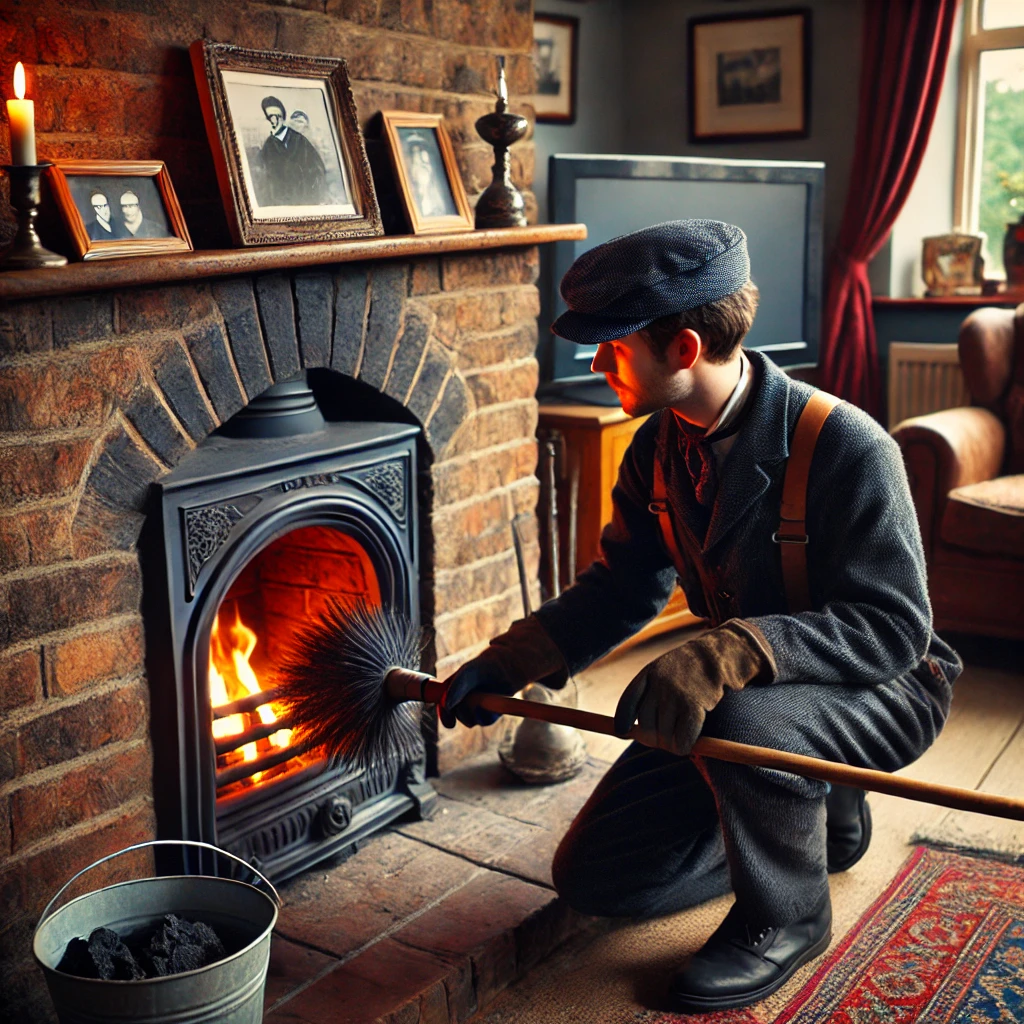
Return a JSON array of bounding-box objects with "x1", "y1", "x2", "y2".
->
[
  {"x1": 91, "y1": 195, "x2": 110, "y2": 223},
  {"x1": 265, "y1": 106, "x2": 285, "y2": 133},
  {"x1": 120, "y1": 194, "x2": 141, "y2": 227},
  {"x1": 591, "y1": 331, "x2": 689, "y2": 418}
]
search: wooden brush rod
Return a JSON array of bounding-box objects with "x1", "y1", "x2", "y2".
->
[{"x1": 383, "y1": 669, "x2": 1024, "y2": 822}]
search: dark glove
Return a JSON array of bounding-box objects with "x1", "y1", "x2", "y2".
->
[
  {"x1": 439, "y1": 616, "x2": 567, "y2": 729},
  {"x1": 613, "y1": 619, "x2": 775, "y2": 756}
]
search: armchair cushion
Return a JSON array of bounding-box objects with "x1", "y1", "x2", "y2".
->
[{"x1": 940, "y1": 474, "x2": 1024, "y2": 558}]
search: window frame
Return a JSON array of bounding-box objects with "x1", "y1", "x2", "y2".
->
[{"x1": 953, "y1": 0, "x2": 1024, "y2": 236}]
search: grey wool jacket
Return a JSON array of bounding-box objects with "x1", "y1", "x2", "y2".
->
[{"x1": 534, "y1": 349, "x2": 961, "y2": 701}]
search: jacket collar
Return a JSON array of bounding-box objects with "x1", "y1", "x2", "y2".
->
[{"x1": 701, "y1": 349, "x2": 793, "y2": 552}]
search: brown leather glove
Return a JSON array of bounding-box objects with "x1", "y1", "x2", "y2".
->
[
  {"x1": 440, "y1": 616, "x2": 568, "y2": 729},
  {"x1": 613, "y1": 620, "x2": 775, "y2": 756}
]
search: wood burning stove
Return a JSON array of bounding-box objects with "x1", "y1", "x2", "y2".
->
[{"x1": 145, "y1": 377, "x2": 435, "y2": 883}]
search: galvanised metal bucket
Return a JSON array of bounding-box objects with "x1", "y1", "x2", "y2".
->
[{"x1": 33, "y1": 840, "x2": 280, "y2": 1024}]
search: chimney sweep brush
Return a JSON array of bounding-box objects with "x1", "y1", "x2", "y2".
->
[{"x1": 277, "y1": 601, "x2": 1024, "y2": 823}]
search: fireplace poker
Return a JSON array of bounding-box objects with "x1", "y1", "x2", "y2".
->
[{"x1": 278, "y1": 602, "x2": 1024, "y2": 824}]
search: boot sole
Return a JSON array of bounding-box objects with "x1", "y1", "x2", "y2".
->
[{"x1": 667, "y1": 927, "x2": 833, "y2": 1013}]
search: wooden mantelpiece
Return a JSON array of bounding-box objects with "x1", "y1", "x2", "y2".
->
[{"x1": 0, "y1": 223, "x2": 587, "y2": 302}]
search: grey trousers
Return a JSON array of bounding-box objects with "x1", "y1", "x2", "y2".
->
[{"x1": 552, "y1": 668, "x2": 951, "y2": 925}]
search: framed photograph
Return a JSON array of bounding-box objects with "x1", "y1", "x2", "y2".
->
[
  {"x1": 531, "y1": 14, "x2": 578, "y2": 125},
  {"x1": 46, "y1": 160, "x2": 192, "y2": 261},
  {"x1": 189, "y1": 40, "x2": 382, "y2": 246},
  {"x1": 922, "y1": 233, "x2": 985, "y2": 296},
  {"x1": 688, "y1": 9, "x2": 810, "y2": 143},
  {"x1": 380, "y1": 112, "x2": 473, "y2": 235}
]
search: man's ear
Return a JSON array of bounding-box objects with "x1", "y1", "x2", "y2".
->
[{"x1": 672, "y1": 328, "x2": 702, "y2": 370}]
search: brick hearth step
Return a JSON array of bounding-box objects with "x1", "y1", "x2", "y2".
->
[{"x1": 261, "y1": 754, "x2": 607, "y2": 1023}]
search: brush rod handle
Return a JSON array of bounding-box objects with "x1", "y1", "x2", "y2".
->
[
  {"x1": 386, "y1": 671, "x2": 1024, "y2": 821},
  {"x1": 467, "y1": 692, "x2": 1024, "y2": 823}
]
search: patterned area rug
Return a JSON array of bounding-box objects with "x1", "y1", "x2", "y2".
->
[{"x1": 646, "y1": 847, "x2": 1024, "y2": 1023}]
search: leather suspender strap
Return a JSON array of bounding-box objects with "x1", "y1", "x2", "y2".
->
[
  {"x1": 650, "y1": 428, "x2": 685, "y2": 578},
  {"x1": 774, "y1": 390, "x2": 842, "y2": 613}
]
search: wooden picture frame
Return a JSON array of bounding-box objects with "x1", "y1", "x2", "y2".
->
[
  {"x1": 46, "y1": 160, "x2": 192, "y2": 261},
  {"x1": 688, "y1": 9, "x2": 810, "y2": 143},
  {"x1": 380, "y1": 112, "x2": 473, "y2": 235},
  {"x1": 189, "y1": 40, "x2": 382, "y2": 246},
  {"x1": 532, "y1": 14, "x2": 579, "y2": 125}
]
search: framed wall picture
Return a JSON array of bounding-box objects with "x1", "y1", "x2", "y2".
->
[
  {"x1": 189, "y1": 41, "x2": 382, "y2": 246},
  {"x1": 532, "y1": 14, "x2": 579, "y2": 124},
  {"x1": 380, "y1": 112, "x2": 473, "y2": 235},
  {"x1": 688, "y1": 9, "x2": 810, "y2": 143},
  {"x1": 46, "y1": 160, "x2": 193, "y2": 261}
]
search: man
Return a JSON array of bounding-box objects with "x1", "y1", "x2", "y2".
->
[
  {"x1": 441, "y1": 221, "x2": 960, "y2": 1013},
  {"x1": 85, "y1": 190, "x2": 123, "y2": 240},
  {"x1": 259, "y1": 95, "x2": 326, "y2": 207},
  {"x1": 119, "y1": 190, "x2": 167, "y2": 239}
]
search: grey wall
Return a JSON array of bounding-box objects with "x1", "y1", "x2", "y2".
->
[
  {"x1": 533, "y1": 0, "x2": 628, "y2": 222},
  {"x1": 620, "y1": 0, "x2": 864, "y2": 261}
]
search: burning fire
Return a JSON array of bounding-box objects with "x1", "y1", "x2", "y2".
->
[{"x1": 209, "y1": 608, "x2": 291, "y2": 783}]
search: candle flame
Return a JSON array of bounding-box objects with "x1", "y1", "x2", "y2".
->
[{"x1": 13, "y1": 62, "x2": 25, "y2": 101}]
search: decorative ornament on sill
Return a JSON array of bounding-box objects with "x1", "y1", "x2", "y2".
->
[
  {"x1": 473, "y1": 56, "x2": 529, "y2": 229},
  {"x1": 1, "y1": 62, "x2": 67, "y2": 270},
  {"x1": 999, "y1": 170, "x2": 1024, "y2": 290}
]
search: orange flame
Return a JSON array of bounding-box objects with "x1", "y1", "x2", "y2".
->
[
  {"x1": 13, "y1": 62, "x2": 25, "y2": 100},
  {"x1": 209, "y1": 608, "x2": 292, "y2": 783}
]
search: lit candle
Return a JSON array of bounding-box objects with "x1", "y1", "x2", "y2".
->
[
  {"x1": 7, "y1": 62, "x2": 36, "y2": 166},
  {"x1": 498, "y1": 56, "x2": 508, "y2": 104}
]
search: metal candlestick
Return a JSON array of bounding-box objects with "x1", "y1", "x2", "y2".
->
[
  {"x1": 474, "y1": 62, "x2": 529, "y2": 229},
  {"x1": 1, "y1": 162, "x2": 68, "y2": 270}
]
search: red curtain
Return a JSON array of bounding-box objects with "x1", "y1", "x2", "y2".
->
[{"x1": 820, "y1": 0, "x2": 961, "y2": 416}]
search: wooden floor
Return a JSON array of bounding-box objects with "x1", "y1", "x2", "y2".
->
[{"x1": 471, "y1": 631, "x2": 1024, "y2": 1023}]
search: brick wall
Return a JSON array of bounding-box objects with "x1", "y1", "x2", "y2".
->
[
  {"x1": 0, "y1": 0, "x2": 537, "y2": 247},
  {"x1": 0, "y1": 3, "x2": 541, "y2": 1020}
]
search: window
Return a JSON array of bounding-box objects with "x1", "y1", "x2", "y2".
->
[{"x1": 955, "y1": 0, "x2": 1024, "y2": 277}]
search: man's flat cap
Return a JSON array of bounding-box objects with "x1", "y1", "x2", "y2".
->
[{"x1": 551, "y1": 219, "x2": 750, "y2": 344}]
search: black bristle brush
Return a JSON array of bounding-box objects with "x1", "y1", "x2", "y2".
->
[
  {"x1": 277, "y1": 599, "x2": 430, "y2": 769},
  {"x1": 276, "y1": 602, "x2": 1024, "y2": 822}
]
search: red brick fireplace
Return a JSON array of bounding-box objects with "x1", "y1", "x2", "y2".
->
[{"x1": 0, "y1": 3, "x2": 587, "y2": 1019}]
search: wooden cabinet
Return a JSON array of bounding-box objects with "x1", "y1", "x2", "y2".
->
[{"x1": 537, "y1": 402, "x2": 701, "y2": 648}]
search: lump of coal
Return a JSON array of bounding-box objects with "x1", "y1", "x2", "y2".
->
[
  {"x1": 56, "y1": 927, "x2": 145, "y2": 980},
  {"x1": 141, "y1": 914, "x2": 227, "y2": 977}
]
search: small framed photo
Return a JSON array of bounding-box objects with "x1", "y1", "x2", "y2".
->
[
  {"x1": 688, "y1": 9, "x2": 810, "y2": 143},
  {"x1": 46, "y1": 160, "x2": 192, "y2": 261},
  {"x1": 380, "y1": 112, "x2": 473, "y2": 235},
  {"x1": 532, "y1": 14, "x2": 579, "y2": 125},
  {"x1": 922, "y1": 233, "x2": 985, "y2": 296},
  {"x1": 189, "y1": 40, "x2": 382, "y2": 246}
]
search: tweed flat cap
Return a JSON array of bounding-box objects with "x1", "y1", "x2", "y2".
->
[{"x1": 551, "y1": 219, "x2": 750, "y2": 344}]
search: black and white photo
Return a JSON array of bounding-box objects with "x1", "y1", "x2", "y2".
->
[
  {"x1": 531, "y1": 14, "x2": 578, "y2": 124},
  {"x1": 689, "y1": 10, "x2": 810, "y2": 142},
  {"x1": 381, "y1": 112, "x2": 473, "y2": 235},
  {"x1": 47, "y1": 160, "x2": 192, "y2": 261},
  {"x1": 190, "y1": 41, "x2": 382, "y2": 246}
]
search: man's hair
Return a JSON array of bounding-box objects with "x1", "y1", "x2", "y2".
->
[
  {"x1": 119, "y1": 190, "x2": 140, "y2": 205},
  {"x1": 640, "y1": 280, "x2": 760, "y2": 364},
  {"x1": 89, "y1": 190, "x2": 108, "y2": 205},
  {"x1": 262, "y1": 95, "x2": 286, "y2": 117}
]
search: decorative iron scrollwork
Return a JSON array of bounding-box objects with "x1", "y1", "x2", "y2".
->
[
  {"x1": 184, "y1": 504, "x2": 244, "y2": 596},
  {"x1": 352, "y1": 459, "x2": 406, "y2": 522}
]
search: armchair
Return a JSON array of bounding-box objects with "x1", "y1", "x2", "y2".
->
[{"x1": 891, "y1": 303, "x2": 1024, "y2": 640}]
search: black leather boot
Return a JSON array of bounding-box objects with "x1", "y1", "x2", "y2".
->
[
  {"x1": 668, "y1": 893, "x2": 832, "y2": 1012},
  {"x1": 826, "y1": 785, "x2": 872, "y2": 873}
]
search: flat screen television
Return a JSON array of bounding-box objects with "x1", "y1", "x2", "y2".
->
[{"x1": 541, "y1": 154, "x2": 825, "y2": 403}]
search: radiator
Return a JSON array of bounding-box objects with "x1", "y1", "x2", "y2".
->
[{"x1": 887, "y1": 342, "x2": 970, "y2": 430}]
